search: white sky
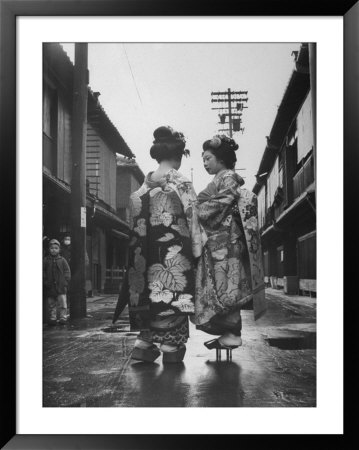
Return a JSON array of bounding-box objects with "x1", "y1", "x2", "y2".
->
[{"x1": 61, "y1": 42, "x2": 300, "y2": 193}]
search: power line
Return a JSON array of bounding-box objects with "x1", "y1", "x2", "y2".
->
[{"x1": 122, "y1": 44, "x2": 143, "y2": 107}]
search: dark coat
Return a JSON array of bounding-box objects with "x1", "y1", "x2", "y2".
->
[
  {"x1": 61, "y1": 245, "x2": 71, "y2": 265},
  {"x1": 43, "y1": 255, "x2": 71, "y2": 297}
]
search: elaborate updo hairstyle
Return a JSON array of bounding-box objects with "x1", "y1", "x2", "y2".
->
[
  {"x1": 202, "y1": 135, "x2": 239, "y2": 169},
  {"x1": 150, "y1": 126, "x2": 190, "y2": 163}
]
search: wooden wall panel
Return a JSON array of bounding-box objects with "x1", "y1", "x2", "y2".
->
[
  {"x1": 109, "y1": 151, "x2": 116, "y2": 210},
  {"x1": 56, "y1": 102, "x2": 65, "y2": 180},
  {"x1": 63, "y1": 107, "x2": 72, "y2": 184},
  {"x1": 297, "y1": 231, "x2": 316, "y2": 279},
  {"x1": 56, "y1": 96, "x2": 72, "y2": 184}
]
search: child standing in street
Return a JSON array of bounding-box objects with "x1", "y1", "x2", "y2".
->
[{"x1": 43, "y1": 239, "x2": 71, "y2": 325}]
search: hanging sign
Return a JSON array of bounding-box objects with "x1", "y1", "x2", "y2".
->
[
  {"x1": 233, "y1": 118, "x2": 241, "y2": 132},
  {"x1": 81, "y1": 207, "x2": 86, "y2": 227}
]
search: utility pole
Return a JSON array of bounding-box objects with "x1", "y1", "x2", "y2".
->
[
  {"x1": 70, "y1": 43, "x2": 88, "y2": 319},
  {"x1": 228, "y1": 88, "x2": 233, "y2": 137},
  {"x1": 211, "y1": 89, "x2": 248, "y2": 137}
]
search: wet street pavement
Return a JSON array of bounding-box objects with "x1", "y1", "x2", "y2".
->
[{"x1": 43, "y1": 288, "x2": 316, "y2": 407}]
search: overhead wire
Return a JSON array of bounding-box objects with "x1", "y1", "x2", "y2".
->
[
  {"x1": 121, "y1": 43, "x2": 152, "y2": 133},
  {"x1": 122, "y1": 43, "x2": 143, "y2": 107}
]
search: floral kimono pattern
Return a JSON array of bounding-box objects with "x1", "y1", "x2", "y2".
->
[
  {"x1": 193, "y1": 169, "x2": 266, "y2": 333},
  {"x1": 125, "y1": 169, "x2": 201, "y2": 345}
]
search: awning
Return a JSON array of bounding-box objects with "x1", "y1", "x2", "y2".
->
[
  {"x1": 95, "y1": 204, "x2": 130, "y2": 229},
  {"x1": 261, "y1": 183, "x2": 315, "y2": 239},
  {"x1": 275, "y1": 184, "x2": 315, "y2": 224},
  {"x1": 43, "y1": 171, "x2": 71, "y2": 194},
  {"x1": 111, "y1": 229, "x2": 129, "y2": 240}
]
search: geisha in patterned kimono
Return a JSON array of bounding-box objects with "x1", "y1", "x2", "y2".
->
[
  {"x1": 114, "y1": 126, "x2": 204, "y2": 364},
  {"x1": 193, "y1": 135, "x2": 266, "y2": 359}
]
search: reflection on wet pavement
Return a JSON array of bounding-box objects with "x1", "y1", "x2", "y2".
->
[
  {"x1": 67, "y1": 359, "x2": 245, "y2": 408},
  {"x1": 44, "y1": 292, "x2": 316, "y2": 408},
  {"x1": 265, "y1": 332, "x2": 316, "y2": 350}
]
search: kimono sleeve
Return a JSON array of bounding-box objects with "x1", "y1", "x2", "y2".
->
[
  {"x1": 128, "y1": 184, "x2": 147, "y2": 232},
  {"x1": 176, "y1": 180, "x2": 207, "y2": 258},
  {"x1": 237, "y1": 188, "x2": 266, "y2": 319},
  {"x1": 196, "y1": 172, "x2": 242, "y2": 225}
]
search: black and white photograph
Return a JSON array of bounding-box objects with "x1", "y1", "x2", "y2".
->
[
  {"x1": 5, "y1": 10, "x2": 350, "y2": 444},
  {"x1": 42, "y1": 41, "x2": 317, "y2": 408}
]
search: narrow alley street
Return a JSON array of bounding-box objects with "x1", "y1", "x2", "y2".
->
[{"x1": 43, "y1": 288, "x2": 316, "y2": 408}]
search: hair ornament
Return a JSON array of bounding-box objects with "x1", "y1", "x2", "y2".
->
[
  {"x1": 210, "y1": 136, "x2": 222, "y2": 148},
  {"x1": 209, "y1": 134, "x2": 238, "y2": 151}
]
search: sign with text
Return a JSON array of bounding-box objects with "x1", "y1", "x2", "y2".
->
[{"x1": 81, "y1": 207, "x2": 86, "y2": 227}]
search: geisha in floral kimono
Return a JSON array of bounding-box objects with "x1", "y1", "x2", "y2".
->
[
  {"x1": 193, "y1": 135, "x2": 266, "y2": 358},
  {"x1": 119, "y1": 126, "x2": 205, "y2": 363}
]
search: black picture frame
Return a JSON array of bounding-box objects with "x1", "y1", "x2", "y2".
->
[{"x1": 1, "y1": 1, "x2": 357, "y2": 448}]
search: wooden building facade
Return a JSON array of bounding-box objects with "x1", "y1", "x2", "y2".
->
[
  {"x1": 253, "y1": 44, "x2": 316, "y2": 296},
  {"x1": 43, "y1": 43, "x2": 140, "y2": 295},
  {"x1": 102, "y1": 155, "x2": 145, "y2": 293}
]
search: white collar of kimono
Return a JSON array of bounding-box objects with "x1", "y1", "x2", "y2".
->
[
  {"x1": 213, "y1": 168, "x2": 234, "y2": 180},
  {"x1": 145, "y1": 168, "x2": 189, "y2": 188}
]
